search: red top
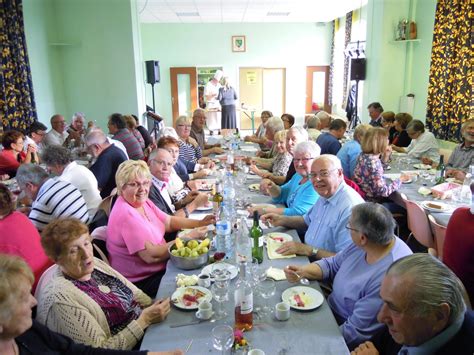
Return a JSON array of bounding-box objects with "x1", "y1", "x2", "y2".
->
[
  {"x1": 443, "y1": 207, "x2": 474, "y2": 304},
  {"x1": 0, "y1": 149, "x2": 26, "y2": 176},
  {"x1": 0, "y1": 212, "x2": 53, "y2": 292}
]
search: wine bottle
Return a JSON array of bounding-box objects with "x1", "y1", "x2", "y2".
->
[
  {"x1": 435, "y1": 155, "x2": 445, "y2": 184},
  {"x1": 250, "y1": 211, "x2": 263, "y2": 263},
  {"x1": 212, "y1": 182, "x2": 223, "y2": 218},
  {"x1": 234, "y1": 261, "x2": 253, "y2": 330}
]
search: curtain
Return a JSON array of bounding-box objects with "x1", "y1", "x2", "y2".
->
[
  {"x1": 426, "y1": 0, "x2": 472, "y2": 142},
  {"x1": 327, "y1": 20, "x2": 335, "y2": 110},
  {"x1": 0, "y1": 0, "x2": 37, "y2": 131},
  {"x1": 341, "y1": 11, "x2": 352, "y2": 110}
]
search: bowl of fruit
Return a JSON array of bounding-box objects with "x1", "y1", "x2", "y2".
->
[{"x1": 169, "y1": 237, "x2": 210, "y2": 270}]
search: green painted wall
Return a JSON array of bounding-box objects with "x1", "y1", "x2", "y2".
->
[
  {"x1": 22, "y1": 0, "x2": 144, "y2": 130},
  {"x1": 140, "y1": 23, "x2": 333, "y2": 125}
]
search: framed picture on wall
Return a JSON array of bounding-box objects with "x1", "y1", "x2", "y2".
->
[{"x1": 232, "y1": 35, "x2": 246, "y2": 52}]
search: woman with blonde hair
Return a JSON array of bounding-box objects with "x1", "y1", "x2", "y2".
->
[
  {"x1": 175, "y1": 115, "x2": 203, "y2": 163},
  {"x1": 353, "y1": 127, "x2": 406, "y2": 201},
  {"x1": 107, "y1": 160, "x2": 214, "y2": 297},
  {"x1": 336, "y1": 123, "x2": 371, "y2": 179},
  {"x1": 217, "y1": 76, "x2": 238, "y2": 129}
]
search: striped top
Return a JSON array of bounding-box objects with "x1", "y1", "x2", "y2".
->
[
  {"x1": 179, "y1": 139, "x2": 202, "y2": 163},
  {"x1": 29, "y1": 178, "x2": 89, "y2": 231},
  {"x1": 113, "y1": 129, "x2": 144, "y2": 160}
]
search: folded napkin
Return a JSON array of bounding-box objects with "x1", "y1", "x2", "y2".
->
[
  {"x1": 266, "y1": 267, "x2": 287, "y2": 281},
  {"x1": 266, "y1": 239, "x2": 296, "y2": 259},
  {"x1": 418, "y1": 186, "x2": 432, "y2": 196}
]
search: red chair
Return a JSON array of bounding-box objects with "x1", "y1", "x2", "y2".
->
[
  {"x1": 344, "y1": 177, "x2": 366, "y2": 200},
  {"x1": 428, "y1": 214, "x2": 447, "y2": 261},
  {"x1": 400, "y1": 194, "x2": 435, "y2": 248}
]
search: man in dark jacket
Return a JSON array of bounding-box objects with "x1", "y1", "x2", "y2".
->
[{"x1": 351, "y1": 254, "x2": 474, "y2": 355}]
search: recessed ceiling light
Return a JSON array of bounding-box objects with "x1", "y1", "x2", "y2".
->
[
  {"x1": 267, "y1": 12, "x2": 290, "y2": 16},
  {"x1": 176, "y1": 12, "x2": 199, "y2": 17}
]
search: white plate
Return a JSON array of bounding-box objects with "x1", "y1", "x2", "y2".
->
[
  {"x1": 265, "y1": 232, "x2": 293, "y2": 244},
  {"x1": 251, "y1": 203, "x2": 276, "y2": 209},
  {"x1": 383, "y1": 173, "x2": 401, "y2": 180},
  {"x1": 420, "y1": 201, "x2": 453, "y2": 213},
  {"x1": 202, "y1": 263, "x2": 239, "y2": 281},
  {"x1": 402, "y1": 179, "x2": 413, "y2": 184},
  {"x1": 413, "y1": 164, "x2": 432, "y2": 170},
  {"x1": 248, "y1": 184, "x2": 260, "y2": 191},
  {"x1": 196, "y1": 204, "x2": 213, "y2": 211},
  {"x1": 282, "y1": 286, "x2": 324, "y2": 311},
  {"x1": 171, "y1": 286, "x2": 213, "y2": 310}
]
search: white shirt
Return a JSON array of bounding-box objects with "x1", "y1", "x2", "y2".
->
[
  {"x1": 406, "y1": 131, "x2": 440, "y2": 161},
  {"x1": 107, "y1": 137, "x2": 129, "y2": 159},
  {"x1": 151, "y1": 176, "x2": 175, "y2": 213},
  {"x1": 23, "y1": 136, "x2": 43, "y2": 154},
  {"x1": 168, "y1": 168, "x2": 185, "y2": 195},
  {"x1": 59, "y1": 161, "x2": 102, "y2": 219},
  {"x1": 204, "y1": 81, "x2": 221, "y2": 109},
  {"x1": 43, "y1": 129, "x2": 68, "y2": 147}
]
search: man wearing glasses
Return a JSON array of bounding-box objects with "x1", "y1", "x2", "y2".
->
[
  {"x1": 24, "y1": 121, "x2": 47, "y2": 155},
  {"x1": 190, "y1": 109, "x2": 223, "y2": 156},
  {"x1": 262, "y1": 155, "x2": 364, "y2": 259}
]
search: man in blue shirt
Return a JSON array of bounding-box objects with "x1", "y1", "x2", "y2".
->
[
  {"x1": 262, "y1": 154, "x2": 364, "y2": 259},
  {"x1": 316, "y1": 119, "x2": 347, "y2": 155}
]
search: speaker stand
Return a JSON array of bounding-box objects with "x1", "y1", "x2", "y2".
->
[{"x1": 349, "y1": 79, "x2": 361, "y2": 130}]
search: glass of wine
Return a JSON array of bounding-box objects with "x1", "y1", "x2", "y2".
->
[
  {"x1": 211, "y1": 273, "x2": 230, "y2": 320},
  {"x1": 258, "y1": 278, "x2": 276, "y2": 320},
  {"x1": 212, "y1": 325, "x2": 234, "y2": 355}
]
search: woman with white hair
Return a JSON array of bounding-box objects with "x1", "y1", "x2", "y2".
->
[
  {"x1": 255, "y1": 116, "x2": 285, "y2": 159},
  {"x1": 254, "y1": 141, "x2": 320, "y2": 216},
  {"x1": 218, "y1": 76, "x2": 238, "y2": 129},
  {"x1": 174, "y1": 116, "x2": 202, "y2": 163}
]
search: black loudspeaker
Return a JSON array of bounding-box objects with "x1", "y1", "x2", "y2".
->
[
  {"x1": 350, "y1": 58, "x2": 366, "y2": 81},
  {"x1": 145, "y1": 60, "x2": 160, "y2": 84}
]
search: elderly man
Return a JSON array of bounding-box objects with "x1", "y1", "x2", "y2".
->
[
  {"x1": 284, "y1": 126, "x2": 309, "y2": 184},
  {"x1": 392, "y1": 119, "x2": 440, "y2": 162},
  {"x1": 446, "y1": 118, "x2": 474, "y2": 180},
  {"x1": 67, "y1": 112, "x2": 86, "y2": 137},
  {"x1": 351, "y1": 254, "x2": 474, "y2": 355},
  {"x1": 43, "y1": 114, "x2": 80, "y2": 147},
  {"x1": 190, "y1": 109, "x2": 223, "y2": 156},
  {"x1": 367, "y1": 102, "x2": 384, "y2": 127},
  {"x1": 148, "y1": 149, "x2": 209, "y2": 219},
  {"x1": 316, "y1": 118, "x2": 347, "y2": 155},
  {"x1": 23, "y1": 121, "x2": 47, "y2": 156},
  {"x1": 85, "y1": 129, "x2": 128, "y2": 198},
  {"x1": 107, "y1": 113, "x2": 144, "y2": 160},
  {"x1": 16, "y1": 164, "x2": 89, "y2": 231},
  {"x1": 41, "y1": 145, "x2": 101, "y2": 219},
  {"x1": 263, "y1": 155, "x2": 364, "y2": 258}
]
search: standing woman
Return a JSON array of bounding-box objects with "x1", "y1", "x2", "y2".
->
[{"x1": 218, "y1": 76, "x2": 238, "y2": 129}]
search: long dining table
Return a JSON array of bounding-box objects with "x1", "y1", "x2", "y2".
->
[{"x1": 141, "y1": 142, "x2": 349, "y2": 354}]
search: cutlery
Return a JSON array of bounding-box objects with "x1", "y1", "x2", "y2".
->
[
  {"x1": 294, "y1": 272, "x2": 310, "y2": 286},
  {"x1": 185, "y1": 339, "x2": 193, "y2": 353},
  {"x1": 170, "y1": 318, "x2": 216, "y2": 328}
]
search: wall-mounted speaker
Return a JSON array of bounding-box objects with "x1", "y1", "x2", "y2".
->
[
  {"x1": 145, "y1": 60, "x2": 160, "y2": 84},
  {"x1": 350, "y1": 58, "x2": 366, "y2": 81}
]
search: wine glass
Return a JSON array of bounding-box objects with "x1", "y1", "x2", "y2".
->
[
  {"x1": 258, "y1": 278, "x2": 276, "y2": 319},
  {"x1": 211, "y1": 274, "x2": 230, "y2": 320},
  {"x1": 212, "y1": 325, "x2": 234, "y2": 355}
]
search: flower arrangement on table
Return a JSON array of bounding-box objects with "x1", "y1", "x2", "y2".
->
[{"x1": 233, "y1": 329, "x2": 249, "y2": 351}]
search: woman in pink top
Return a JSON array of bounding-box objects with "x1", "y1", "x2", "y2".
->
[{"x1": 107, "y1": 160, "x2": 214, "y2": 298}]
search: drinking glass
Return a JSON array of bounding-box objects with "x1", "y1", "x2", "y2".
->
[
  {"x1": 258, "y1": 278, "x2": 276, "y2": 319},
  {"x1": 212, "y1": 325, "x2": 234, "y2": 355},
  {"x1": 211, "y1": 274, "x2": 230, "y2": 319}
]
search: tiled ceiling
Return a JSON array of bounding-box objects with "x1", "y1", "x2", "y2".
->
[{"x1": 138, "y1": 0, "x2": 367, "y2": 23}]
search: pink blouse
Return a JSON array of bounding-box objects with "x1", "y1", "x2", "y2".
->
[{"x1": 107, "y1": 196, "x2": 168, "y2": 282}]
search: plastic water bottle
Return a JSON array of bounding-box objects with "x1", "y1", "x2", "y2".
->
[
  {"x1": 215, "y1": 202, "x2": 233, "y2": 259},
  {"x1": 235, "y1": 218, "x2": 252, "y2": 264},
  {"x1": 223, "y1": 171, "x2": 236, "y2": 216}
]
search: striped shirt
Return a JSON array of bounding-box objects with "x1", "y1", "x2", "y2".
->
[
  {"x1": 179, "y1": 140, "x2": 202, "y2": 163},
  {"x1": 112, "y1": 129, "x2": 144, "y2": 160},
  {"x1": 29, "y1": 178, "x2": 89, "y2": 231}
]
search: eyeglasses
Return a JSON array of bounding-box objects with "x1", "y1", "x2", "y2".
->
[
  {"x1": 293, "y1": 157, "x2": 315, "y2": 163},
  {"x1": 307, "y1": 169, "x2": 338, "y2": 179},
  {"x1": 345, "y1": 222, "x2": 360, "y2": 233},
  {"x1": 177, "y1": 124, "x2": 191, "y2": 129},
  {"x1": 125, "y1": 180, "x2": 151, "y2": 189},
  {"x1": 33, "y1": 131, "x2": 46, "y2": 136},
  {"x1": 151, "y1": 159, "x2": 173, "y2": 168}
]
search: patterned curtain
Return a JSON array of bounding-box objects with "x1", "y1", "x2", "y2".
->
[
  {"x1": 327, "y1": 20, "x2": 335, "y2": 111},
  {"x1": 341, "y1": 11, "x2": 352, "y2": 109},
  {"x1": 0, "y1": 0, "x2": 37, "y2": 131},
  {"x1": 426, "y1": 0, "x2": 472, "y2": 142}
]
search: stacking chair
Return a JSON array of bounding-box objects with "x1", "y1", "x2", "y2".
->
[
  {"x1": 428, "y1": 214, "x2": 447, "y2": 261},
  {"x1": 400, "y1": 193, "x2": 435, "y2": 249}
]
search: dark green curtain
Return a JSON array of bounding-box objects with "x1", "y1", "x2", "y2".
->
[
  {"x1": 426, "y1": 0, "x2": 472, "y2": 142},
  {"x1": 0, "y1": 0, "x2": 37, "y2": 131}
]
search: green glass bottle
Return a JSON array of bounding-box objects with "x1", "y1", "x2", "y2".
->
[
  {"x1": 250, "y1": 211, "x2": 263, "y2": 263},
  {"x1": 435, "y1": 155, "x2": 445, "y2": 185}
]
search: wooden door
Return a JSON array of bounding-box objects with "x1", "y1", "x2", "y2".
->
[
  {"x1": 306, "y1": 66, "x2": 330, "y2": 113},
  {"x1": 170, "y1": 67, "x2": 198, "y2": 126}
]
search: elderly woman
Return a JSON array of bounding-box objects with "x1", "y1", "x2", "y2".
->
[
  {"x1": 306, "y1": 114, "x2": 322, "y2": 141},
  {"x1": 0, "y1": 254, "x2": 182, "y2": 355},
  {"x1": 124, "y1": 115, "x2": 146, "y2": 150},
  {"x1": 175, "y1": 115, "x2": 203, "y2": 163},
  {"x1": 250, "y1": 130, "x2": 292, "y2": 184},
  {"x1": 217, "y1": 76, "x2": 238, "y2": 129},
  {"x1": 353, "y1": 127, "x2": 405, "y2": 201},
  {"x1": 0, "y1": 130, "x2": 37, "y2": 177},
  {"x1": 244, "y1": 110, "x2": 273, "y2": 146},
  {"x1": 255, "y1": 116, "x2": 285, "y2": 159},
  {"x1": 390, "y1": 112, "x2": 412, "y2": 148},
  {"x1": 381, "y1": 111, "x2": 397, "y2": 143},
  {"x1": 36, "y1": 218, "x2": 171, "y2": 350},
  {"x1": 0, "y1": 184, "x2": 52, "y2": 292},
  {"x1": 284, "y1": 203, "x2": 412, "y2": 349},
  {"x1": 281, "y1": 113, "x2": 295, "y2": 130},
  {"x1": 107, "y1": 160, "x2": 214, "y2": 297},
  {"x1": 336, "y1": 124, "x2": 371, "y2": 179},
  {"x1": 255, "y1": 141, "x2": 320, "y2": 216}
]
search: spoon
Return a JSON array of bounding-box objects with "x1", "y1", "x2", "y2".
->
[{"x1": 294, "y1": 272, "x2": 310, "y2": 286}]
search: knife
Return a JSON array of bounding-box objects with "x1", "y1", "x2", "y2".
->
[{"x1": 169, "y1": 319, "x2": 202, "y2": 328}]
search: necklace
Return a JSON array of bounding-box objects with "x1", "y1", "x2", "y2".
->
[{"x1": 98, "y1": 285, "x2": 111, "y2": 294}]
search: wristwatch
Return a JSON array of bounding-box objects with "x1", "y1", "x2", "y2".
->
[{"x1": 310, "y1": 248, "x2": 319, "y2": 257}]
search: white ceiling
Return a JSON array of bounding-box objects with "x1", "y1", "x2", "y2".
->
[{"x1": 138, "y1": 0, "x2": 367, "y2": 23}]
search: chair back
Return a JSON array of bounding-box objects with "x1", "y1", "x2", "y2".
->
[
  {"x1": 401, "y1": 194, "x2": 435, "y2": 248},
  {"x1": 344, "y1": 177, "x2": 366, "y2": 200},
  {"x1": 428, "y1": 214, "x2": 447, "y2": 261}
]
